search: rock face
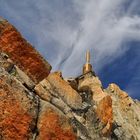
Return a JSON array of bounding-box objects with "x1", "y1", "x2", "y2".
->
[
  {"x1": 106, "y1": 84, "x2": 140, "y2": 139},
  {"x1": 0, "y1": 17, "x2": 140, "y2": 140},
  {"x1": 0, "y1": 17, "x2": 51, "y2": 84},
  {"x1": 0, "y1": 67, "x2": 38, "y2": 140},
  {"x1": 36, "y1": 101, "x2": 77, "y2": 140}
]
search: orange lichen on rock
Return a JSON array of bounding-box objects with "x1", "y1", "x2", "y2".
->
[
  {"x1": 96, "y1": 95, "x2": 113, "y2": 136},
  {"x1": 0, "y1": 19, "x2": 51, "y2": 83},
  {"x1": 37, "y1": 105, "x2": 77, "y2": 140},
  {"x1": 0, "y1": 78, "x2": 34, "y2": 140}
]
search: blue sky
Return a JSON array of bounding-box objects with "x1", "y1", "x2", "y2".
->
[{"x1": 0, "y1": 0, "x2": 140, "y2": 99}]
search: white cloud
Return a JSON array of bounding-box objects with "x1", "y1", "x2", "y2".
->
[{"x1": 52, "y1": 0, "x2": 140, "y2": 76}]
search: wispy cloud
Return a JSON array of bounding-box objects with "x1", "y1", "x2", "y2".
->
[{"x1": 60, "y1": 0, "x2": 140, "y2": 76}]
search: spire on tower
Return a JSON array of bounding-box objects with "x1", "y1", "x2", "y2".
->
[
  {"x1": 83, "y1": 50, "x2": 92, "y2": 74},
  {"x1": 86, "y1": 50, "x2": 90, "y2": 63}
]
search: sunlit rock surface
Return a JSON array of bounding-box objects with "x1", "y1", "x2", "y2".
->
[
  {"x1": 0, "y1": 68, "x2": 38, "y2": 140},
  {"x1": 0, "y1": 17, "x2": 140, "y2": 140},
  {"x1": 36, "y1": 101, "x2": 77, "y2": 140},
  {"x1": 105, "y1": 84, "x2": 140, "y2": 139},
  {"x1": 0, "y1": 17, "x2": 51, "y2": 83}
]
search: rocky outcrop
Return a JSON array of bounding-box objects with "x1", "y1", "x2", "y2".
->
[
  {"x1": 78, "y1": 75, "x2": 113, "y2": 137},
  {"x1": 0, "y1": 67, "x2": 38, "y2": 140},
  {"x1": 36, "y1": 101, "x2": 77, "y2": 140},
  {"x1": 0, "y1": 17, "x2": 140, "y2": 140},
  {"x1": 105, "y1": 84, "x2": 140, "y2": 139},
  {"x1": 0, "y1": 17, "x2": 51, "y2": 84},
  {"x1": 35, "y1": 72, "x2": 83, "y2": 110}
]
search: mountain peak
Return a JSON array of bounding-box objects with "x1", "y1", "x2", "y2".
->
[{"x1": 0, "y1": 18, "x2": 140, "y2": 140}]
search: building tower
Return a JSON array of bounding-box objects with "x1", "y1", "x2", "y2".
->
[{"x1": 83, "y1": 50, "x2": 93, "y2": 74}]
